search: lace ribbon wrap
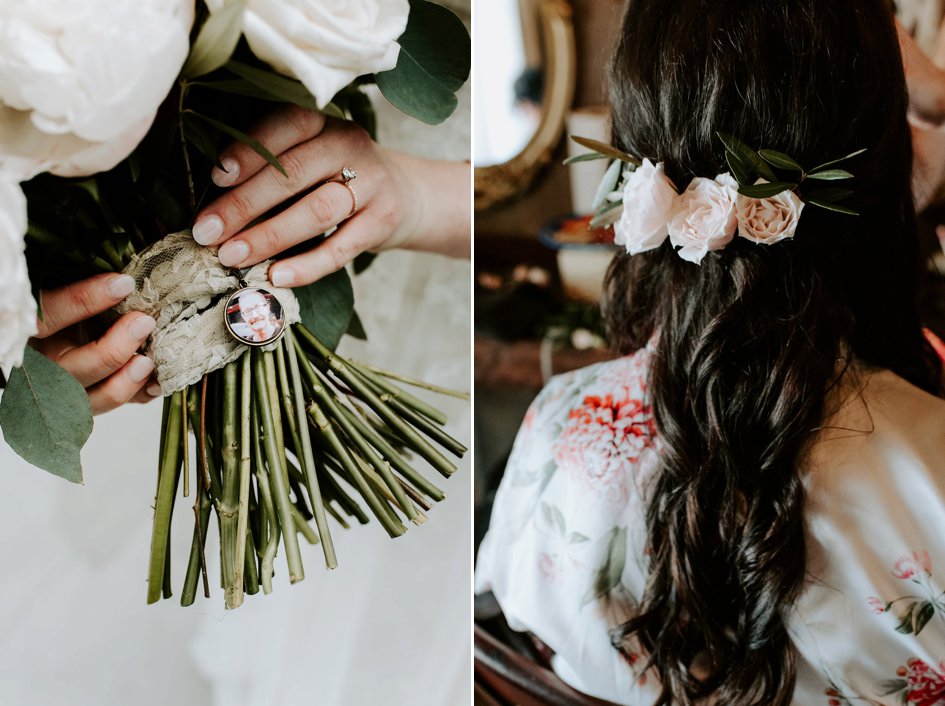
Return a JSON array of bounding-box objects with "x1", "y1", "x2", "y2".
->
[{"x1": 115, "y1": 230, "x2": 301, "y2": 395}]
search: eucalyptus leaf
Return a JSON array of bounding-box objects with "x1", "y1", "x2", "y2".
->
[
  {"x1": 187, "y1": 111, "x2": 286, "y2": 176},
  {"x1": 810, "y1": 148, "x2": 867, "y2": 174},
  {"x1": 563, "y1": 152, "x2": 611, "y2": 165},
  {"x1": 737, "y1": 181, "x2": 797, "y2": 199},
  {"x1": 807, "y1": 199, "x2": 859, "y2": 216},
  {"x1": 376, "y1": 0, "x2": 470, "y2": 125},
  {"x1": 182, "y1": 0, "x2": 247, "y2": 78},
  {"x1": 353, "y1": 251, "x2": 377, "y2": 274},
  {"x1": 806, "y1": 169, "x2": 854, "y2": 181},
  {"x1": 294, "y1": 268, "x2": 355, "y2": 351},
  {"x1": 345, "y1": 90, "x2": 377, "y2": 140},
  {"x1": 225, "y1": 60, "x2": 322, "y2": 112},
  {"x1": 758, "y1": 149, "x2": 803, "y2": 173},
  {"x1": 570, "y1": 136, "x2": 640, "y2": 165},
  {"x1": 0, "y1": 347, "x2": 92, "y2": 483},
  {"x1": 593, "y1": 160, "x2": 623, "y2": 211},
  {"x1": 346, "y1": 310, "x2": 367, "y2": 340}
]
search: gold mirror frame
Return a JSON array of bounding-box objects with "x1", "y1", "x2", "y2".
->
[{"x1": 474, "y1": 0, "x2": 576, "y2": 211}]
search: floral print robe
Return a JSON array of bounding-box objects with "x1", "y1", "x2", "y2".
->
[{"x1": 476, "y1": 347, "x2": 945, "y2": 705}]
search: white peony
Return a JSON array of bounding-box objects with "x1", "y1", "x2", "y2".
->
[
  {"x1": 667, "y1": 173, "x2": 739, "y2": 264},
  {"x1": 0, "y1": 179, "x2": 37, "y2": 378},
  {"x1": 209, "y1": 0, "x2": 409, "y2": 109},
  {"x1": 736, "y1": 186, "x2": 805, "y2": 245},
  {"x1": 0, "y1": 0, "x2": 194, "y2": 179},
  {"x1": 613, "y1": 159, "x2": 678, "y2": 256}
]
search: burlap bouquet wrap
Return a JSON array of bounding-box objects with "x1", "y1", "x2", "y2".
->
[{"x1": 116, "y1": 230, "x2": 301, "y2": 394}]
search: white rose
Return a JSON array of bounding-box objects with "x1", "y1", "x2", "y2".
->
[
  {"x1": 0, "y1": 0, "x2": 193, "y2": 178},
  {"x1": 0, "y1": 179, "x2": 38, "y2": 377},
  {"x1": 736, "y1": 187, "x2": 805, "y2": 245},
  {"x1": 667, "y1": 173, "x2": 739, "y2": 264},
  {"x1": 209, "y1": 0, "x2": 409, "y2": 109},
  {"x1": 613, "y1": 159, "x2": 678, "y2": 255}
]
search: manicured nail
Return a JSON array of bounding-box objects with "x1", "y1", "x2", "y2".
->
[
  {"x1": 270, "y1": 265, "x2": 295, "y2": 287},
  {"x1": 146, "y1": 383, "x2": 163, "y2": 397},
  {"x1": 128, "y1": 356, "x2": 155, "y2": 383},
  {"x1": 192, "y1": 215, "x2": 224, "y2": 245},
  {"x1": 218, "y1": 239, "x2": 249, "y2": 266},
  {"x1": 130, "y1": 315, "x2": 157, "y2": 339},
  {"x1": 212, "y1": 157, "x2": 240, "y2": 187},
  {"x1": 107, "y1": 274, "x2": 136, "y2": 299}
]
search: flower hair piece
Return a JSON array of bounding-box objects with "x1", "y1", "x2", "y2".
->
[{"x1": 566, "y1": 134, "x2": 866, "y2": 264}]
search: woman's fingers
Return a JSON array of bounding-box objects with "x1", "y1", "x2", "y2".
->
[
  {"x1": 192, "y1": 118, "x2": 371, "y2": 249},
  {"x1": 35, "y1": 273, "x2": 136, "y2": 339},
  {"x1": 86, "y1": 354, "x2": 156, "y2": 415},
  {"x1": 216, "y1": 181, "x2": 363, "y2": 270},
  {"x1": 56, "y1": 312, "x2": 156, "y2": 387},
  {"x1": 210, "y1": 106, "x2": 327, "y2": 188},
  {"x1": 268, "y1": 213, "x2": 385, "y2": 287}
]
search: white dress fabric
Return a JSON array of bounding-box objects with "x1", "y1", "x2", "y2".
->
[{"x1": 476, "y1": 346, "x2": 945, "y2": 705}]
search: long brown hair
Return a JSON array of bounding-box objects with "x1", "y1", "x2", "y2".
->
[{"x1": 604, "y1": 1, "x2": 943, "y2": 703}]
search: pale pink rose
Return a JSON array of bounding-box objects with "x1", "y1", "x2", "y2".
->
[
  {"x1": 613, "y1": 159, "x2": 678, "y2": 255},
  {"x1": 892, "y1": 550, "x2": 933, "y2": 580},
  {"x1": 667, "y1": 173, "x2": 739, "y2": 264},
  {"x1": 866, "y1": 596, "x2": 887, "y2": 614},
  {"x1": 735, "y1": 186, "x2": 804, "y2": 245}
]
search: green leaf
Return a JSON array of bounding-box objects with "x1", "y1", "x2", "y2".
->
[
  {"x1": 375, "y1": 0, "x2": 471, "y2": 125},
  {"x1": 563, "y1": 152, "x2": 612, "y2": 166},
  {"x1": 810, "y1": 148, "x2": 867, "y2": 174},
  {"x1": 737, "y1": 182, "x2": 798, "y2": 199},
  {"x1": 717, "y1": 132, "x2": 777, "y2": 182},
  {"x1": 807, "y1": 199, "x2": 859, "y2": 216},
  {"x1": 183, "y1": 116, "x2": 224, "y2": 169},
  {"x1": 568, "y1": 532, "x2": 590, "y2": 544},
  {"x1": 182, "y1": 0, "x2": 247, "y2": 78},
  {"x1": 758, "y1": 149, "x2": 803, "y2": 173},
  {"x1": 724, "y1": 149, "x2": 753, "y2": 188},
  {"x1": 293, "y1": 268, "x2": 355, "y2": 351},
  {"x1": 353, "y1": 251, "x2": 378, "y2": 275},
  {"x1": 186, "y1": 110, "x2": 286, "y2": 176},
  {"x1": 0, "y1": 347, "x2": 93, "y2": 482},
  {"x1": 225, "y1": 61, "x2": 321, "y2": 112},
  {"x1": 913, "y1": 601, "x2": 935, "y2": 634},
  {"x1": 805, "y1": 188, "x2": 853, "y2": 204},
  {"x1": 894, "y1": 602, "x2": 918, "y2": 634},
  {"x1": 570, "y1": 136, "x2": 640, "y2": 166},
  {"x1": 806, "y1": 169, "x2": 854, "y2": 181},
  {"x1": 593, "y1": 160, "x2": 623, "y2": 211},
  {"x1": 876, "y1": 679, "x2": 908, "y2": 697},
  {"x1": 345, "y1": 89, "x2": 378, "y2": 141},
  {"x1": 582, "y1": 526, "x2": 628, "y2": 605},
  {"x1": 346, "y1": 310, "x2": 367, "y2": 340}
]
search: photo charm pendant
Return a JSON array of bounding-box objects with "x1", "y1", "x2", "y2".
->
[{"x1": 224, "y1": 286, "x2": 287, "y2": 347}]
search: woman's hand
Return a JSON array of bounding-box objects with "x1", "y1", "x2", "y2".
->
[
  {"x1": 190, "y1": 105, "x2": 470, "y2": 287},
  {"x1": 31, "y1": 273, "x2": 159, "y2": 415}
]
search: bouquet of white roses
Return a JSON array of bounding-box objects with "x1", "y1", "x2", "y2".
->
[{"x1": 0, "y1": 0, "x2": 469, "y2": 608}]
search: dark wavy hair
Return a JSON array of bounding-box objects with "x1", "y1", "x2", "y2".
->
[{"x1": 604, "y1": 1, "x2": 944, "y2": 703}]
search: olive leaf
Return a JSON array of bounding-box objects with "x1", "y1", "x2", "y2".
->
[
  {"x1": 807, "y1": 199, "x2": 859, "y2": 216},
  {"x1": 570, "y1": 136, "x2": 641, "y2": 166},
  {"x1": 805, "y1": 188, "x2": 853, "y2": 204},
  {"x1": 182, "y1": 0, "x2": 247, "y2": 79},
  {"x1": 563, "y1": 152, "x2": 612, "y2": 165},
  {"x1": 810, "y1": 148, "x2": 867, "y2": 174},
  {"x1": 717, "y1": 132, "x2": 777, "y2": 182},
  {"x1": 0, "y1": 347, "x2": 93, "y2": 483},
  {"x1": 806, "y1": 169, "x2": 854, "y2": 181},
  {"x1": 186, "y1": 110, "x2": 286, "y2": 176},
  {"x1": 758, "y1": 149, "x2": 803, "y2": 173},
  {"x1": 224, "y1": 60, "x2": 322, "y2": 113},
  {"x1": 592, "y1": 160, "x2": 623, "y2": 211},
  {"x1": 737, "y1": 181, "x2": 797, "y2": 199}
]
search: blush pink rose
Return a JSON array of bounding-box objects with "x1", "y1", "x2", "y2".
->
[
  {"x1": 667, "y1": 173, "x2": 739, "y2": 264},
  {"x1": 613, "y1": 158, "x2": 678, "y2": 255},
  {"x1": 735, "y1": 185, "x2": 804, "y2": 245}
]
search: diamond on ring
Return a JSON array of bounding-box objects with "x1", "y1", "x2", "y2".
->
[{"x1": 340, "y1": 166, "x2": 357, "y2": 183}]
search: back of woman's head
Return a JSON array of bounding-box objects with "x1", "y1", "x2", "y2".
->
[{"x1": 604, "y1": 1, "x2": 943, "y2": 703}]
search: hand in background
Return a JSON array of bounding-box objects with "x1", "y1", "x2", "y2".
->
[
  {"x1": 191, "y1": 105, "x2": 470, "y2": 287},
  {"x1": 31, "y1": 274, "x2": 159, "y2": 414}
]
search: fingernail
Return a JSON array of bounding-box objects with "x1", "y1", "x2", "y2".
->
[
  {"x1": 146, "y1": 382, "x2": 162, "y2": 397},
  {"x1": 107, "y1": 274, "x2": 135, "y2": 299},
  {"x1": 212, "y1": 157, "x2": 240, "y2": 187},
  {"x1": 270, "y1": 265, "x2": 295, "y2": 287},
  {"x1": 130, "y1": 315, "x2": 157, "y2": 339},
  {"x1": 128, "y1": 356, "x2": 155, "y2": 383},
  {"x1": 192, "y1": 215, "x2": 224, "y2": 245},
  {"x1": 218, "y1": 240, "x2": 249, "y2": 266}
]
